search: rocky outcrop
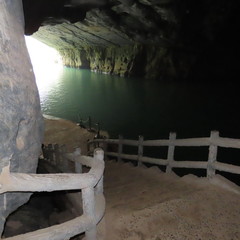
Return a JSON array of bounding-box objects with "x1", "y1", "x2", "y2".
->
[
  {"x1": 26, "y1": 0, "x2": 238, "y2": 81},
  {"x1": 0, "y1": 0, "x2": 43, "y2": 235},
  {"x1": 59, "y1": 48, "x2": 90, "y2": 69},
  {"x1": 58, "y1": 44, "x2": 193, "y2": 79}
]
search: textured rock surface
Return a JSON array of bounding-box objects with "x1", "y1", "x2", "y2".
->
[
  {"x1": 0, "y1": 0, "x2": 43, "y2": 235},
  {"x1": 26, "y1": 0, "x2": 239, "y2": 81}
]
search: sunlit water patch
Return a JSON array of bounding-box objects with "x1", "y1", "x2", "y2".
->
[{"x1": 25, "y1": 36, "x2": 63, "y2": 107}]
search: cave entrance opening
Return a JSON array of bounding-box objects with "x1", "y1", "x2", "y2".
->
[{"x1": 25, "y1": 36, "x2": 63, "y2": 88}]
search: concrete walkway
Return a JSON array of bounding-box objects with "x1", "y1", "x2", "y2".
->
[{"x1": 99, "y1": 160, "x2": 240, "y2": 240}]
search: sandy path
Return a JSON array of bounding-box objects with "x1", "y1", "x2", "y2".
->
[{"x1": 99, "y1": 161, "x2": 240, "y2": 240}]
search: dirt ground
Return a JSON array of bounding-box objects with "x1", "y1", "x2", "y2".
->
[
  {"x1": 43, "y1": 116, "x2": 240, "y2": 240},
  {"x1": 43, "y1": 115, "x2": 108, "y2": 154},
  {"x1": 99, "y1": 161, "x2": 240, "y2": 240}
]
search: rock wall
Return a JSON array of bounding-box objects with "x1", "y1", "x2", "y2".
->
[
  {"x1": 0, "y1": 0, "x2": 43, "y2": 235},
  {"x1": 60, "y1": 48, "x2": 90, "y2": 69},
  {"x1": 59, "y1": 44, "x2": 195, "y2": 80}
]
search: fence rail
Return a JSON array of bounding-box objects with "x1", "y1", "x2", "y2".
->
[
  {"x1": 88, "y1": 131, "x2": 240, "y2": 181},
  {"x1": 0, "y1": 146, "x2": 105, "y2": 240}
]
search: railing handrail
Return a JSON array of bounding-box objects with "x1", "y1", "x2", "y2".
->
[
  {"x1": 0, "y1": 148, "x2": 105, "y2": 240},
  {"x1": 88, "y1": 131, "x2": 240, "y2": 181},
  {"x1": 0, "y1": 156, "x2": 104, "y2": 193},
  {"x1": 89, "y1": 134, "x2": 240, "y2": 148}
]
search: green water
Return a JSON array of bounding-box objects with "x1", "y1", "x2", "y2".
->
[{"x1": 36, "y1": 66, "x2": 240, "y2": 139}]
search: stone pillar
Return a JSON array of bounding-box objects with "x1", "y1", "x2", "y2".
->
[{"x1": 0, "y1": 0, "x2": 43, "y2": 235}]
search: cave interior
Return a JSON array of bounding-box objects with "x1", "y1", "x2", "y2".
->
[{"x1": 22, "y1": 0, "x2": 239, "y2": 82}]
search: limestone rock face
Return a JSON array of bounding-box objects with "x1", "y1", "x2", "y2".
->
[
  {"x1": 26, "y1": 0, "x2": 238, "y2": 81},
  {"x1": 59, "y1": 44, "x2": 194, "y2": 79},
  {"x1": 0, "y1": 0, "x2": 43, "y2": 235}
]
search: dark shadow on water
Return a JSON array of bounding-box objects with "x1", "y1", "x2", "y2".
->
[
  {"x1": 174, "y1": 146, "x2": 208, "y2": 162},
  {"x1": 39, "y1": 68, "x2": 240, "y2": 140}
]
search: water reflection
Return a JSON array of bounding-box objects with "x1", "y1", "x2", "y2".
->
[{"x1": 34, "y1": 67, "x2": 240, "y2": 139}]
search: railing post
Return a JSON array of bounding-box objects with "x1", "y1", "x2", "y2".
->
[
  {"x1": 95, "y1": 122, "x2": 100, "y2": 139},
  {"x1": 118, "y1": 135, "x2": 123, "y2": 162},
  {"x1": 82, "y1": 187, "x2": 97, "y2": 240},
  {"x1": 166, "y1": 132, "x2": 176, "y2": 173},
  {"x1": 137, "y1": 135, "x2": 144, "y2": 167},
  {"x1": 102, "y1": 141, "x2": 108, "y2": 161},
  {"x1": 61, "y1": 145, "x2": 69, "y2": 172},
  {"x1": 54, "y1": 144, "x2": 60, "y2": 166},
  {"x1": 94, "y1": 148, "x2": 104, "y2": 194},
  {"x1": 74, "y1": 147, "x2": 82, "y2": 173},
  {"x1": 48, "y1": 144, "x2": 54, "y2": 162},
  {"x1": 87, "y1": 139, "x2": 93, "y2": 156},
  {"x1": 207, "y1": 131, "x2": 219, "y2": 178},
  {"x1": 88, "y1": 116, "x2": 92, "y2": 131},
  {"x1": 41, "y1": 144, "x2": 47, "y2": 160},
  {"x1": 81, "y1": 148, "x2": 104, "y2": 240}
]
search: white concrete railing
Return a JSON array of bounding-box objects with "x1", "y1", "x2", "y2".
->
[
  {"x1": 88, "y1": 131, "x2": 240, "y2": 180},
  {"x1": 0, "y1": 148, "x2": 105, "y2": 240}
]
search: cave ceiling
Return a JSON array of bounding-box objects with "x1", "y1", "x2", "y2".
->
[
  {"x1": 23, "y1": 0, "x2": 235, "y2": 49},
  {"x1": 22, "y1": 0, "x2": 239, "y2": 81}
]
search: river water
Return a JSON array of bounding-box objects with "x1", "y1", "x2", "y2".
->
[{"x1": 35, "y1": 64, "x2": 240, "y2": 140}]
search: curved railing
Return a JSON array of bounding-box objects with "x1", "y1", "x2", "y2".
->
[
  {"x1": 0, "y1": 148, "x2": 105, "y2": 240},
  {"x1": 88, "y1": 131, "x2": 240, "y2": 188}
]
